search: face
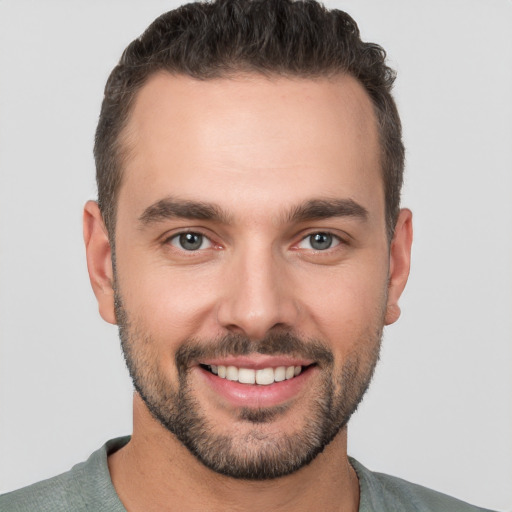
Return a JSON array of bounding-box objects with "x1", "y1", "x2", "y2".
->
[{"x1": 85, "y1": 73, "x2": 412, "y2": 480}]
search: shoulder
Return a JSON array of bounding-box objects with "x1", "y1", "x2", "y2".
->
[
  {"x1": 350, "y1": 458, "x2": 496, "y2": 512},
  {"x1": 0, "y1": 437, "x2": 129, "y2": 512},
  {"x1": 0, "y1": 465, "x2": 89, "y2": 512}
]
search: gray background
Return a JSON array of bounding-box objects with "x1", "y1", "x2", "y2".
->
[{"x1": 0, "y1": 1, "x2": 511, "y2": 510}]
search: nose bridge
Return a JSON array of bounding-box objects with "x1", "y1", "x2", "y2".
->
[{"x1": 217, "y1": 237, "x2": 297, "y2": 339}]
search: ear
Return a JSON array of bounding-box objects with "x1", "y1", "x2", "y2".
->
[
  {"x1": 385, "y1": 208, "x2": 413, "y2": 325},
  {"x1": 83, "y1": 200, "x2": 117, "y2": 325}
]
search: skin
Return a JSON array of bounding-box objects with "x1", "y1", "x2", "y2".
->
[{"x1": 84, "y1": 73, "x2": 412, "y2": 511}]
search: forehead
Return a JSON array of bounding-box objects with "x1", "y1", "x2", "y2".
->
[{"x1": 119, "y1": 72, "x2": 382, "y2": 223}]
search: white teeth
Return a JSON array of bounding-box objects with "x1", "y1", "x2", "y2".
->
[
  {"x1": 226, "y1": 366, "x2": 239, "y2": 381},
  {"x1": 256, "y1": 367, "x2": 275, "y2": 385},
  {"x1": 238, "y1": 368, "x2": 256, "y2": 384},
  {"x1": 210, "y1": 364, "x2": 303, "y2": 385},
  {"x1": 285, "y1": 366, "x2": 295, "y2": 380},
  {"x1": 274, "y1": 366, "x2": 286, "y2": 382}
]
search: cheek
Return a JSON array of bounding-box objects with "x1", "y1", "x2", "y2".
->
[
  {"x1": 299, "y1": 264, "x2": 388, "y2": 349},
  {"x1": 117, "y1": 260, "x2": 222, "y2": 341}
]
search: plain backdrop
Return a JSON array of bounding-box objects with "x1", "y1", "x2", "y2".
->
[{"x1": 0, "y1": 1, "x2": 511, "y2": 510}]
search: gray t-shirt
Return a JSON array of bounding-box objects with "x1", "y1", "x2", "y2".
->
[{"x1": 0, "y1": 437, "x2": 496, "y2": 511}]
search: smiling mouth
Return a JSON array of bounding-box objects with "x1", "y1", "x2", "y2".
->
[{"x1": 200, "y1": 364, "x2": 315, "y2": 385}]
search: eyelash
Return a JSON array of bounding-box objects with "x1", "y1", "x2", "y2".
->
[
  {"x1": 164, "y1": 230, "x2": 346, "y2": 253},
  {"x1": 165, "y1": 230, "x2": 216, "y2": 252},
  {"x1": 296, "y1": 232, "x2": 343, "y2": 251}
]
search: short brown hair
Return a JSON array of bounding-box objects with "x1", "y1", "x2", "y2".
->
[{"x1": 94, "y1": 0, "x2": 404, "y2": 240}]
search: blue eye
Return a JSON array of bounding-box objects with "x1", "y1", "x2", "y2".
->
[
  {"x1": 170, "y1": 232, "x2": 212, "y2": 251},
  {"x1": 298, "y1": 232, "x2": 340, "y2": 251}
]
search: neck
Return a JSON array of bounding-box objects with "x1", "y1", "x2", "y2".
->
[{"x1": 108, "y1": 395, "x2": 360, "y2": 512}]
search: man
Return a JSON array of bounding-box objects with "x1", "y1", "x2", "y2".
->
[{"x1": 0, "y1": 0, "x2": 498, "y2": 510}]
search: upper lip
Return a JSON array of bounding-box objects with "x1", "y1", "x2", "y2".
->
[{"x1": 198, "y1": 354, "x2": 314, "y2": 369}]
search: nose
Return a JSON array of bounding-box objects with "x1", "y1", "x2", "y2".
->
[{"x1": 216, "y1": 243, "x2": 300, "y2": 340}]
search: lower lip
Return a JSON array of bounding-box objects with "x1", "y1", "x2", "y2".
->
[{"x1": 196, "y1": 366, "x2": 316, "y2": 408}]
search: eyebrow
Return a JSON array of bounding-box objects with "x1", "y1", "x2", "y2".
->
[
  {"x1": 139, "y1": 197, "x2": 232, "y2": 225},
  {"x1": 138, "y1": 196, "x2": 368, "y2": 227},
  {"x1": 285, "y1": 198, "x2": 369, "y2": 223}
]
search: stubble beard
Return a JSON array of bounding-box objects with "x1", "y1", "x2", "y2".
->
[{"x1": 114, "y1": 290, "x2": 384, "y2": 481}]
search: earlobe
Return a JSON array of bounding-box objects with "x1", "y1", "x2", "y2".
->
[
  {"x1": 384, "y1": 303, "x2": 401, "y2": 326},
  {"x1": 385, "y1": 208, "x2": 413, "y2": 326},
  {"x1": 83, "y1": 200, "x2": 117, "y2": 325}
]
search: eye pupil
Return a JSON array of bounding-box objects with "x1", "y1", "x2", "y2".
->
[
  {"x1": 310, "y1": 233, "x2": 332, "y2": 250},
  {"x1": 179, "y1": 233, "x2": 203, "y2": 250}
]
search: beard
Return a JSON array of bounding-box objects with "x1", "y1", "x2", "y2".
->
[{"x1": 114, "y1": 290, "x2": 383, "y2": 481}]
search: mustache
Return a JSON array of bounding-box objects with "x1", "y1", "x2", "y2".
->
[{"x1": 175, "y1": 331, "x2": 333, "y2": 372}]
